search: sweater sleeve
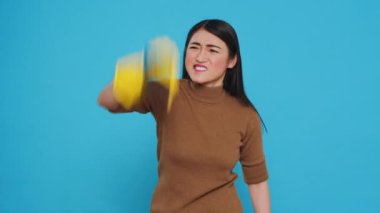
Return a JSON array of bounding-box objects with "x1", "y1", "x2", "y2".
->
[
  {"x1": 122, "y1": 81, "x2": 169, "y2": 121},
  {"x1": 239, "y1": 110, "x2": 269, "y2": 184}
]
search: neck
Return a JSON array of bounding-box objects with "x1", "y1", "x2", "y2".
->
[{"x1": 186, "y1": 79, "x2": 226, "y2": 103}]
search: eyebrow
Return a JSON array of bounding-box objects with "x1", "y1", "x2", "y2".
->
[{"x1": 189, "y1": 42, "x2": 222, "y2": 49}]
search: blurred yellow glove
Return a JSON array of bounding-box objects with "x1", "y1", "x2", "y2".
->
[
  {"x1": 145, "y1": 37, "x2": 179, "y2": 112},
  {"x1": 112, "y1": 36, "x2": 179, "y2": 112},
  {"x1": 113, "y1": 51, "x2": 145, "y2": 110}
]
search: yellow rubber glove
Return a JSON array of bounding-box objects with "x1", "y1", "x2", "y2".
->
[
  {"x1": 113, "y1": 51, "x2": 145, "y2": 110},
  {"x1": 145, "y1": 37, "x2": 179, "y2": 112},
  {"x1": 112, "y1": 37, "x2": 179, "y2": 112}
]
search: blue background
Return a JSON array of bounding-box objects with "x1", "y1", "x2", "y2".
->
[{"x1": 1, "y1": 0, "x2": 379, "y2": 212}]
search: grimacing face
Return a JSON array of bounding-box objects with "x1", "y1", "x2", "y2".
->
[{"x1": 185, "y1": 29, "x2": 237, "y2": 87}]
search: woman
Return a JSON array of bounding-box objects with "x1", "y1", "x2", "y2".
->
[{"x1": 98, "y1": 19, "x2": 271, "y2": 212}]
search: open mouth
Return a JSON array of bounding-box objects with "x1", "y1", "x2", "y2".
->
[{"x1": 194, "y1": 64, "x2": 208, "y2": 72}]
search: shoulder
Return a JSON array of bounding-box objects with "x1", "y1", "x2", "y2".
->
[
  {"x1": 229, "y1": 96, "x2": 260, "y2": 127},
  {"x1": 222, "y1": 94, "x2": 261, "y2": 130},
  {"x1": 224, "y1": 94, "x2": 258, "y2": 117}
]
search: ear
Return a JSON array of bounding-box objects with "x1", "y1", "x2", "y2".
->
[{"x1": 227, "y1": 55, "x2": 237, "y2": 69}]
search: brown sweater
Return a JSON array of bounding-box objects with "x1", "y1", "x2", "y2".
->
[{"x1": 125, "y1": 79, "x2": 268, "y2": 212}]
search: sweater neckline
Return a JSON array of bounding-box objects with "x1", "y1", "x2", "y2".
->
[{"x1": 185, "y1": 79, "x2": 226, "y2": 104}]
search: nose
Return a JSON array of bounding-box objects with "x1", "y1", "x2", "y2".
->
[{"x1": 195, "y1": 49, "x2": 207, "y2": 63}]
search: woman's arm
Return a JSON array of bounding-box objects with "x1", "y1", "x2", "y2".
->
[
  {"x1": 248, "y1": 180, "x2": 271, "y2": 213},
  {"x1": 97, "y1": 82, "x2": 125, "y2": 113}
]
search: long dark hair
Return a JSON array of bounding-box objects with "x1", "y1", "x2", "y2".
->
[{"x1": 182, "y1": 19, "x2": 267, "y2": 131}]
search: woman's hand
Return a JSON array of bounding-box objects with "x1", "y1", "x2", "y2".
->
[{"x1": 97, "y1": 82, "x2": 124, "y2": 113}]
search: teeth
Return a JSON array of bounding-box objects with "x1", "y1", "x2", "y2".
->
[{"x1": 194, "y1": 65, "x2": 207, "y2": 71}]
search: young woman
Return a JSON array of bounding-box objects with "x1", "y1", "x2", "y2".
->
[{"x1": 98, "y1": 19, "x2": 271, "y2": 213}]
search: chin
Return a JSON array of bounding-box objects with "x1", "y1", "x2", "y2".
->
[{"x1": 188, "y1": 75, "x2": 207, "y2": 85}]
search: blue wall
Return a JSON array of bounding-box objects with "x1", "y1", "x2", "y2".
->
[{"x1": 1, "y1": 0, "x2": 379, "y2": 212}]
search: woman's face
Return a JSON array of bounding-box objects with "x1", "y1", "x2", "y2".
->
[{"x1": 185, "y1": 29, "x2": 237, "y2": 87}]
